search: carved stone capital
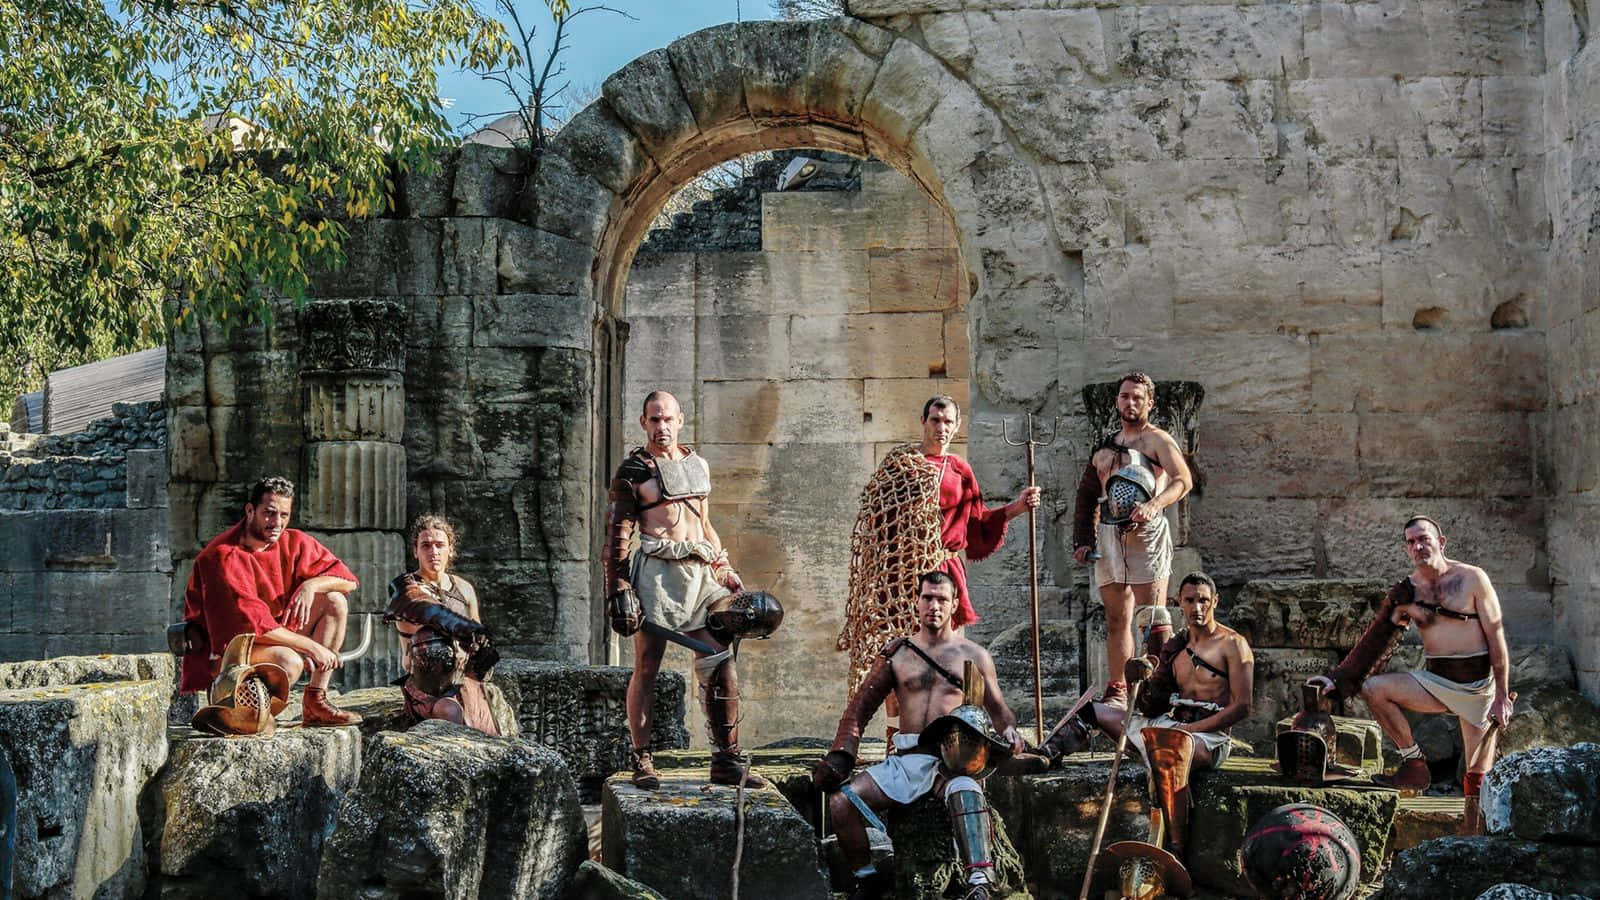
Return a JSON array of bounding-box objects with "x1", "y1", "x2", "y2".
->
[{"x1": 299, "y1": 299, "x2": 407, "y2": 374}]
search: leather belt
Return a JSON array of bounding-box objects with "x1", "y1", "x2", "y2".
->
[{"x1": 1426, "y1": 654, "x2": 1491, "y2": 684}]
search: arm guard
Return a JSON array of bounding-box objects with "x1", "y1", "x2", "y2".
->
[
  {"x1": 1072, "y1": 459, "x2": 1101, "y2": 550},
  {"x1": 1325, "y1": 578, "x2": 1411, "y2": 700},
  {"x1": 605, "y1": 476, "x2": 640, "y2": 596},
  {"x1": 1135, "y1": 636, "x2": 1184, "y2": 719},
  {"x1": 830, "y1": 640, "x2": 901, "y2": 757},
  {"x1": 387, "y1": 578, "x2": 489, "y2": 646}
]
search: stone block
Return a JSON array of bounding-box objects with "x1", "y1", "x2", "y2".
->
[
  {"x1": 405, "y1": 294, "x2": 474, "y2": 351},
  {"x1": 531, "y1": 151, "x2": 613, "y2": 243},
  {"x1": 1395, "y1": 157, "x2": 1548, "y2": 247},
  {"x1": 666, "y1": 23, "x2": 749, "y2": 131},
  {"x1": 987, "y1": 756, "x2": 1154, "y2": 897},
  {"x1": 300, "y1": 440, "x2": 406, "y2": 531},
  {"x1": 442, "y1": 217, "x2": 501, "y2": 295},
  {"x1": 866, "y1": 248, "x2": 963, "y2": 313},
  {"x1": 398, "y1": 148, "x2": 454, "y2": 218},
  {"x1": 738, "y1": 20, "x2": 817, "y2": 120},
  {"x1": 1078, "y1": 333, "x2": 1314, "y2": 415},
  {"x1": 1482, "y1": 742, "x2": 1600, "y2": 842},
  {"x1": 473, "y1": 293, "x2": 592, "y2": 351},
  {"x1": 1311, "y1": 333, "x2": 1546, "y2": 413},
  {"x1": 126, "y1": 447, "x2": 167, "y2": 508},
  {"x1": 1189, "y1": 757, "x2": 1398, "y2": 896},
  {"x1": 317, "y1": 720, "x2": 588, "y2": 900},
  {"x1": 694, "y1": 314, "x2": 789, "y2": 382},
  {"x1": 167, "y1": 407, "x2": 217, "y2": 483},
  {"x1": 788, "y1": 313, "x2": 945, "y2": 380},
  {"x1": 302, "y1": 371, "x2": 405, "y2": 443},
  {"x1": 1315, "y1": 498, "x2": 1542, "y2": 584},
  {"x1": 550, "y1": 102, "x2": 655, "y2": 197},
  {"x1": 165, "y1": 345, "x2": 206, "y2": 408},
  {"x1": 498, "y1": 223, "x2": 591, "y2": 296},
  {"x1": 1114, "y1": 4, "x2": 1304, "y2": 80},
  {"x1": 601, "y1": 776, "x2": 826, "y2": 900},
  {"x1": 151, "y1": 727, "x2": 363, "y2": 899},
  {"x1": 569, "y1": 860, "x2": 667, "y2": 900},
  {"x1": 804, "y1": 19, "x2": 891, "y2": 124},
  {"x1": 1357, "y1": 412, "x2": 1533, "y2": 497},
  {"x1": 1288, "y1": 77, "x2": 1482, "y2": 158},
  {"x1": 453, "y1": 143, "x2": 525, "y2": 219},
  {"x1": 1201, "y1": 412, "x2": 1361, "y2": 499},
  {"x1": 0, "y1": 679, "x2": 169, "y2": 900},
  {"x1": 623, "y1": 252, "x2": 696, "y2": 318},
  {"x1": 9, "y1": 571, "x2": 171, "y2": 635},
  {"x1": 309, "y1": 218, "x2": 400, "y2": 296},
  {"x1": 1170, "y1": 245, "x2": 1382, "y2": 335},
  {"x1": 1377, "y1": 836, "x2": 1600, "y2": 900},
  {"x1": 699, "y1": 379, "x2": 863, "y2": 445},
  {"x1": 601, "y1": 49, "x2": 700, "y2": 163},
  {"x1": 393, "y1": 218, "x2": 446, "y2": 296},
  {"x1": 0, "y1": 652, "x2": 171, "y2": 691},
  {"x1": 1381, "y1": 240, "x2": 1543, "y2": 331},
  {"x1": 1082, "y1": 246, "x2": 1174, "y2": 338},
  {"x1": 987, "y1": 619, "x2": 1082, "y2": 704},
  {"x1": 493, "y1": 658, "x2": 688, "y2": 785},
  {"x1": 1393, "y1": 795, "x2": 1465, "y2": 851},
  {"x1": 859, "y1": 377, "x2": 967, "y2": 443},
  {"x1": 859, "y1": 38, "x2": 950, "y2": 154},
  {"x1": 1188, "y1": 498, "x2": 1320, "y2": 585},
  {"x1": 1305, "y1": 1, "x2": 1542, "y2": 79},
  {"x1": 1228, "y1": 579, "x2": 1392, "y2": 650}
]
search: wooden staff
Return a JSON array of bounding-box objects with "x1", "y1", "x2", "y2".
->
[
  {"x1": 1079, "y1": 676, "x2": 1148, "y2": 900},
  {"x1": 1004, "y1": 413, "x2": 1055, "y2": 745}
]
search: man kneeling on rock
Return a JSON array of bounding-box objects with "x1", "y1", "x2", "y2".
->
[
  {"x1": 179, "y1": 476, "x2": 362, "y2": 729},
  {"x1": 814, "y1": 571, "x2": 1026, "y2": 900},
  {"x1": 1013, "y1": 572, "x2": 1253, "y2": 856}
]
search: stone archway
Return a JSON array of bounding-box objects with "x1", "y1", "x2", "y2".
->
[{"x1": 525, "y1": 18, "x2": 1074, "y2": 741}]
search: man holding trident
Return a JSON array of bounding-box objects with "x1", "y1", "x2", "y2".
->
[
  {"x1": 837, "y1": 395, "x2": 1040, "y2": 732},
  {"x1": 1072, "y1": 373, "x2": 1194, "y2": 708}
]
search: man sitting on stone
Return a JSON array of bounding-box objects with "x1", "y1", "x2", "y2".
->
[
  {"x1": 1308, "y1": 516, "x2": 1514, "y2": 796},
  {"x1": 1016, "y1": 572, "x2": 1253, "y2": 777},
  {"x1": 813, "y1": 571, "x2": 1026, "y2": 900},
  {"x1": 179, "y1": 475, "x2": 363, "y2": 727}
]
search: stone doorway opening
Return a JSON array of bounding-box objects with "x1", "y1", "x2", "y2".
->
[{"x1": 610, "y1": 150, "x2": 974, "y2": 744}]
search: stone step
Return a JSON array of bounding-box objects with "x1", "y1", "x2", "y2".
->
[
  {"x1": 601, "y1": 765, "x2": 828, "y2": 900},
  {"x1": 1394, "y1": 795, "x2": 1465, "y2": 851}
]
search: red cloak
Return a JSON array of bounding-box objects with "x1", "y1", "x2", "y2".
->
[
  {"x1": 926, "y1": 452, "x2": 1009, "y2": 626},
  {"x1": 179, "y1": 522, "x2": 356, "y2": 692}
]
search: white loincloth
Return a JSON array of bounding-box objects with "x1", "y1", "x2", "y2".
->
[
  {"x1": 1411, "y1": 664, "x2": 1495, "y2": 729},
  {"x1": 630, "y1": 535, "x2": 730, "y2": 632},
  {"x1": 1095, "y1": 516, "x2": 1173, "y2": 587},
  {"x1": 1124, "y1": 712, "x2": 1232, "y2": 768},
  {"x1": 863, "y1": 733, "x2": 941, "y2": 805}
]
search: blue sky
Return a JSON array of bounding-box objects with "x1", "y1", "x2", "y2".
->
[{"x1": 437, "y1": 1, "x2": 766, "y2": 134}]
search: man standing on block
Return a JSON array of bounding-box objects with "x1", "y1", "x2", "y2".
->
[
  {"x1": 1309, "y1": 516, "x2": 1514, "y2": 798},
  {"x1": 1071, "y1": 372, "x2": 1194, "y2": 708},
  {"x1": 179, "y1": 475, "x2": 363, "y2": 726},
  {"x1": 604, "y1": 390, "x2": 767, "y2": 789}
]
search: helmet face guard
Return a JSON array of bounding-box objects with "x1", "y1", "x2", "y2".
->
[
  {"x1": 706, "y1": 590, "x2": 784, "y2": 645},
  {"x1": 1103, "y1": 467, "x2": 1156, "y2": 525}
]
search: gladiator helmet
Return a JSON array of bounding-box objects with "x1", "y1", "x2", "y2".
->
[
  {"x1": 916, "y1": 660, "x2": 1013, "y2": 777},
  {"x1": 1241, "y1": 804, "x2": 1362, "y2": 900},
  {"x1": 1101, "y1": 841, "x2": 1192, "y2": 900},
  {"x1": 191, "y1": 633, "x2": 292, "y2": 737},
  {"x1": 1102, "y1": 449, "x2": 1158, "y2": 525},
  {"x1": 706, "y1": 590, "x2": 784, "y2": 645},
  {"x1": 1275, "y1": 683, "x2": 1356, "y2": 783}
]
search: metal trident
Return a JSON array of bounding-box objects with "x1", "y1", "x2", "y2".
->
[{"x1": 1003, "y1": 413, "x2": 1057, "y2": 745}]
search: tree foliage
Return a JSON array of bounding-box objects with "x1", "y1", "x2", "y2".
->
[{"x1": 0, "y1": 0, "x2": 513, "y2": 411}]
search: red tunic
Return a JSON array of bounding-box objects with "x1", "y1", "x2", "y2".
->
[
  {"x1": 926, "y1": 452, "x2": 1009, "y2": 627},
  {"x1": 179, "y1": 522, "x2": 357, "y2": 692}
]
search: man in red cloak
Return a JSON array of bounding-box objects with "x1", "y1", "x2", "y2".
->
[
  {"x1": 839, "y1": 396, "x2": 1041, "y2": 704},
  {"x1": 179, "y1": 475, "x2": 363, "y2": 726}
]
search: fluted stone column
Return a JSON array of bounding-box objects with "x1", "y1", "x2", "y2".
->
[{"x1": 299, "y1": 300, "x2": 408, "y2": 688}]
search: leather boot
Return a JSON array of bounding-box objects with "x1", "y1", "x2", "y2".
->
[
  {"x1": 1374, "y1": 756, "x2": 1431, "y2": 792},
  {"x1": 1003, "y1": 718, "x2": 1091, "y2": 774},
  {"x1": 630, "y1": 744, "x2": 661, "y2": 790},
  {"x1": 700, "y1": 656, "x2": 770, "y2": 788},
  {"x1": 301, "y1": 687, "x2": 363, "y2": 727},
  {"x1": 847, "y1": 864, "x2": 894, "y2": 900}
]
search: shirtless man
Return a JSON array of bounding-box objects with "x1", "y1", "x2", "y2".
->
[
  {"x1": 1309, "y1": 516, "x2": 1514, "y2": 797},
  {"x1": 1019, "y1": 572, "x2": 1253, "y2": 775},
  {"x1": 814, "y1": 571, "x2": 1026, "y2": 900},
  {"x1": 1072, "y1": 373, "x2": 1194, "y2": 707},
  {"x1": 604, "y1": 390, "x2": 765, "y2": 788}
]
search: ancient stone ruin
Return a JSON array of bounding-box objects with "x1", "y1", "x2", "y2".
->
[{"x1": 3, "y1": 0, "x2": 1600, "y2": 896}]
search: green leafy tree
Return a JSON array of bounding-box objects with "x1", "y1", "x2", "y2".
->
[{"x1": 0, "y1": 0, "x2": 513, "y2": 413}]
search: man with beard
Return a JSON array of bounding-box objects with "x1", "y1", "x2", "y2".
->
[
  {"x1": 815, "y1": 571, "x2": 1027, "y2": 900},
  {"x1": 1071, "y1": 372, "x2": 1194, "y2": 708},
  {"x1": 1308, "y1": 517, "x2": 1514, "y2": 798},
  {"x1": 604, "y1": 390, "x2": 767, "y2": 789},
  {"x1": 178, "y1": 476, "x2": 363, "y2": 726}
]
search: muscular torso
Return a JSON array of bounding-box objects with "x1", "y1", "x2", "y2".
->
[
  {"x1": 889, "y1": 637, "x2": 985, "y2": 734},
  {"x1": 1170, "y1": 628, "x2": 1239, "y2": 708},
  {"x1": 1400, "y1": 565, "x2": 1489, "y2": 657}
]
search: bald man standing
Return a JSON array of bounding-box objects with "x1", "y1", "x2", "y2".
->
[{"x1": 603, "y1": 390, "x2": 767, "y2": 790}]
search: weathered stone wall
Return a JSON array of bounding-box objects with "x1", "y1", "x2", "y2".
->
[
  {"x1": 623, "y1": 162, "x2": 967, "y2": 742},
  {"x1": 0, "y1": 401, "x2": 169, "y2": 661},
  {"x1": 1539, "y1": 1, "x2": 1600, "y2": 699}
]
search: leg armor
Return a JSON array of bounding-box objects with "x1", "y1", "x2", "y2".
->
[
  {"x1": 696, "y1": 648, "x2": 771, "y2": 788},
  {"x1": 945, "y1": 779, "x2": 995, "y2": 891},
  {"x1": 1141, "y1": 726, "x2": 1195, "y2": 860}
]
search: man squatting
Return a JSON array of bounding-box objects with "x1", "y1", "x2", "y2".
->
[
  {"x1": 815, "y1": 571, "x2": 1027, "y2": 900},
  {"x1": 1309, "y1": 516, "x2": 1515, "y2": 799},
  {"x1": 605, "y1": 390, "x2": 766, "y2": 789},
  {"x1": 179, "y1": 476, "x2": 362, "y2": 726},
  {"x1": 1072, "y1": 372, "x2": 1194, "y2": 709}
]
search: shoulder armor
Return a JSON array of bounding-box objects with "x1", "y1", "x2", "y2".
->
[
  {"x1": 880, "y1": 637, "x2": 910, "y2": 659},
  {"x1": 616, "y1": 450, "x2": 653, "y2": 485}
]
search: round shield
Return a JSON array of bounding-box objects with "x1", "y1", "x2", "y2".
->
[
  {"x1": 706, "y1": 590, "x2": 784, "y2": 644},
  {"x1": 1241, "y1": 804, "x2": 1361, "y2": 900}
]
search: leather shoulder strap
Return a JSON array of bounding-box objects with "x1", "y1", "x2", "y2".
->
[{"x1": 898, "y1": 639, "x2": 964, "y2": 689}]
